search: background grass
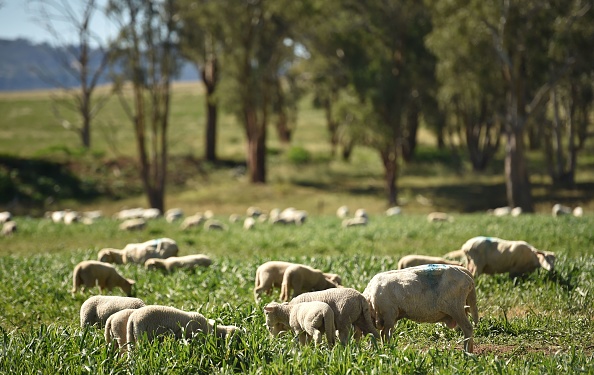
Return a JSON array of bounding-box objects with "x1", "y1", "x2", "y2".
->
[{"x1": 0, "y1": 213, "x2": 593, "y2": 373}]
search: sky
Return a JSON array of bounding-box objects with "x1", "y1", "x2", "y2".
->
[{"x1": 0, "y1": 0, "x2": 117, "y2": 46}]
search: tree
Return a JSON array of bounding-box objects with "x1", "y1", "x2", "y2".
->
[
  {"x1": 28, "y1": 0, "x2": 111, "y2": 149},
  {"x1": 107, "y1": 0, "x2": 180, "y2": 212}
]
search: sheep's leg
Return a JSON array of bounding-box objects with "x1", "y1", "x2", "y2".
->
[
  {"x1": 451, "y1": 310, "x2": 474, "y2": 353},
  {"x1": 337, "y1": 325, "x2": 349, "y2": 345},
  {"x1": 466, "y1": 259, "x2": 478, "y2": 278},
  {"x1": 298, "y1": 331, "x2": 307, "y2": 346}
]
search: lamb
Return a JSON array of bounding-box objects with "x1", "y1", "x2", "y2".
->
[
  {"x1": 121, "y1": 237, "x2": 179, "y2": 264},
  {"x1": 280, "y1": 264, "x2": 341, "y2": 302},
  {"x1": 397, "y1": 255, "x2": 463, "y2": 269},
  {"x1": 253, "y1": 261, "x2": 341, "y2": 301},
  {"x1": 144, "y1": 254, "x2": 212, "y2": 272},
  {"x1": 460, "y1": 236, "x2": 555, "y2": 278},
  {"x1": 105, "y1": 308, "x2": 137, "y2": 350},
  {"x1": 289, "y1": 287, "x2": 380, "y2": 345},
  {"x1": 126, "y1": 305, "x2": 239, "y2": 346},
  {"x1": 362, "y1": 265, "x2": 478, "y2": 352},
  {"x1": 1, "y1": 220, "x2": 17, "y2": 236},
  {"x1": 80, "y1": 295, "x2": 145, "y2": 327},
  {"x1": 119, "y1": 218, "x2": 146, "y2": 231},
  {"x1": 72, "y1": 261, "x2": 135, "y2": 296},
  {"x1": 264, "y1": 301, "x2": 336, "y2": 346}
]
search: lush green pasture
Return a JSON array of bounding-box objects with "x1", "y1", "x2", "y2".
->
[{"x1": 1, "y1": 213, "x2": 593, "y2": 374}]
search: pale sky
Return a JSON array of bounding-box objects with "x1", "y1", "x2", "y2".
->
[{"x1": 0, "y1": 0, "x2": 117, "y2": 45}]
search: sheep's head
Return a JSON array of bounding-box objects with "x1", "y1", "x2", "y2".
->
[
  {"x1": 98, "y1": 248, "x2": 118, "y2": 263},
  {"x1": 323, "y1": 273, "x2": 342, "y2": 286},
  {"x1": 263, "y1": 302, "x2": 290, "y2": 336},
  {"x1": 144, "y1": 258, "x2": 165, "y2": 271},
  {"x1": 536, "y1": 251, "x2": 556, "y2": 272}
]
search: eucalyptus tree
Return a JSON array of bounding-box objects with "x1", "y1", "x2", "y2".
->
[{"x1": 106, "y1": 0, "x2": 180, "y2": 212}]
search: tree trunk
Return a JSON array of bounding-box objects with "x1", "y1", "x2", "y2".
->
[
  {"x1": 201, "y1": 58, "x2": 218, "y2": 162},
  {"x1": 245, "y1": 106, "x2": 267, "y2": 183},
  {"x1": 380, "y1": 147, "x2": 398, "y2": 206},
  {"x1": 504, "y1": 126, "x2": 533, "y2": 212}
]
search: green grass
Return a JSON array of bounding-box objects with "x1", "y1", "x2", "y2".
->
[{"x1": 0, "y1": 214, "x2": 593, "y2": 373}]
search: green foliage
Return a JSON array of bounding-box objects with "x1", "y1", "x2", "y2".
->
[
  {"x1": 286, "y1": 146, "x2": 312, "y2": 165},
  {"x1": 0, "y1": 214, "x2": 593, "y2": 373}
]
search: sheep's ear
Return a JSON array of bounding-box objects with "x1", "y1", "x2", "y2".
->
[
  {"x1": 263, "y1": 306, "x2": 274, "y2": 312},
  {"x1": 535, "y1": 252, "x2": 552, "y2": 271}
]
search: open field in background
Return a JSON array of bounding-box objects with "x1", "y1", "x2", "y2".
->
[
  {"x1": 1, "y1": 81, "x2": 594, "y2": 217},
  {"x1": 0, "y1": 214, "x2": 593, "y2": 373}
]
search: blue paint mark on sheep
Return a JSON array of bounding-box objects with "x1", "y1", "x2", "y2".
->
[
  {"x1": 474, "y1": 236, "x2": 495, "y2": 243},
  {"x1": 419, "y1": 264, "x2": 448, "y2": 290}
]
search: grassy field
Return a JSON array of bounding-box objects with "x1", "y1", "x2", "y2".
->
[{"x1": 0, "y1": 213, "x2": 593, "y2": 373}]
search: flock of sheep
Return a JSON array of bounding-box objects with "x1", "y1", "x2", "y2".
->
[{"x1": 66, "y1": 202, "x2": 558, "y2": 355}]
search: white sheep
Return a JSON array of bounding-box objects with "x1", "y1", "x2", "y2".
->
[
  {"x1": 264, "y1": 301, "x2": 336, "y2": 346},
  {"x1": 280, "y1": 264, "x2": 341, "y2": 302},
  {"x1": 98, "y1": 248, "x2": 126, "y2": 264},
  {"x1": 427, "y1": 212, "x2": 453, "y2": 222},
  {"x1": 72, "y1": 260, "x2": 136, "y2": 296},
  {"x1": 289, "y1": 287, "x2": 380, "y2": 345},
  {"x1": 105, "y1": 308, "x2": 137, "y2": 351},
  {"x1": 243, "y1": 217, "x2": 256, "y2": 230},
  {"x1": 460, "y1": 236, "x2": 555, "y2": 278},
  {"x1": 1, "y1": 220, "x2": 17, "y2": 236},
  {"x1": 165, "y1": 208, "x2": 184, "y2": 223},
  {"x1": 362, "y1": 265, "x2": 478, "y2": 352},
  {"x1": 229, "y1": 214, "x2": 241, "y2": 223},
  {"x1": 253, "y1": 261, "x2": 341, "y2": 301},
  {"x1": 120, "y1": 237, "x2": 179, "y2": 264},
  {"x1": 341, "y1": 217, "x2": 368, "y2": 228},
  {"x1": 510, "y1": 207, "x2": 523, "y2": 217},
  {"x1": 488, "y1": 206, "x2": 511, "y2": 216},
  {"x1": 0, "y1": 211, "x2": 12, "y2": 224},
  {"x1": 336, "y1": 206, "x2": 349, "y2": 219},
  {"x1": 119, "y1": 218, "x2": 146, "y2": 231},
  {"x1": 181, "y1": 213, "x2": 205, "y2": 230},
  {"x1": 246, "y1": 206, "x2": 263, "y2": 217},
  {"x1": 552, "y1": 203, "x2": 572, "y2": 217},
  {"x1": 141, "y1": 208, "x2": 161, "y2": 220},
  {"x1": 63, "y1": 210, "x2": 81, "y2": 225},
  {"x1": 573, "y1": 206, "x2": 583, "y2": 217},
  {"x1": 80, "y1": 295, "x2": 145, "y2": 327},
  {"x1": 354, "y1": 208, "x2": 368, "y2": 220},
  {"x1": 144, "y1": 254, "x2": 212, "y2": 272},
  {"x1": 397, "y1": 255, "x2": 463, "y2": 269},
  {"x1": 114, "y1": 207, "x2": 145, "y2": 220},
  {"x1": 277, "y1": 208, "x2": 307, "y2": 225},
  {"x1": 385, "y1": 207, "x2": 401, "y2": 216},
  {"x1": 204, "y1": 219, "x2": 226, "y2": 231},
  {"x1": 126, "y1": 305, "x2": 239, "y2": 346}
]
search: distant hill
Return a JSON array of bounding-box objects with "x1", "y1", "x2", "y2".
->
[{"x1": 0, "y1": 38, "x2": 199, "y2": 91}]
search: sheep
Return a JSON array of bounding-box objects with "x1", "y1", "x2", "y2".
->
[
  {"x1": 552, "y1": 203, "x2": 572, "y2": 217},
  {"x1": 460, "y1": 236, "x2": 555, "y2": 278},
  {"x1": 289, "y1": 287, "x2": 380, "y2": 345},
  {"x1": 510, "y1": 207, "x2": 523, "y2": 217},
  {"x1": 336, "y1": 205, "x2": 349, "y2": 219},
  {"x1": 362, "y1": 264, "x2": 478, "y2": 352},
  {"x1": 280, "y1": 264, "x2": 341, "y2": 302},
  {"x1": 144, "y1": 254, "x2": 212, "y2": 272},
  {"x1": 105, "y1": 308, "x2": 137, "y2": 351},
  {"x1": 81, "y1": 210, "x2": 102, "y2": 225},
  {"x1": 204, "y1": 219, "x2": 226, "y2": 231},
  {"x1": 121, "y1": 237, "x2": 179, "y2": 264},
  {"x1": 0, "y1": 211, "x2": 11, "y2": 224},
  {"x1": 204, "y1": 210, "x2": 214, "y2": 219},
  {"x1": 1, "y1": 220, "x2": 17, "y2": 236},
  {"x1": 264, "y1": 301, "x2": 336, "y2": 346},
  {"x1": 229, "y1": 214, "x2": 241, "y2": 223},
  {"x1": 181, "y1": 213, "x2": 205, "y2": 230},
  {"x1": 48, "y1": 210, "x2": 66, "y2": 223},
  {"x1": 341, "y1": 217, "x2": 367, "y2": 228},
  {"x1": 80, "y1": 295, "x2": 145, "y2": 327},
  {"x1": 253, "y1": 261, "x2": 341, "y2": 301},
  {"x1": 141, "y1": 208, "x2": 161, "y2": 220},
  {"x1": 488, "y1": 206, "x2": 511, "y2": 216},
  {"x1": 63, "y1": 210, "x2": 81, "y2": 225},
  {"x1": 165, "y1": 208, "x2": 184, "y2": 223},
  {"x1": 119, "y1": 218, "x2": 146, "y2": 231},
  {"x1": 354, "y1": 208, "x2": 368, "y2": 220},
  {"x1": 72, "y1": 261, "x2": 135, "y2": 296},
  {"x1": 126, "y1": 305, "x2": 239, "y2": 346},
  {"x1": 442, "y1": 249, "x2": 467, "y2": 265},
  {"x1": 114, "y1": 207, "x2": 145, "y2": 220},
  {"x1": 427, "y1": 212, "x2": 453, "y2": 222},
  {"x1": 278, "y1": 208, "x2": 307, "y2": 225},
  {"x1": 385, "y1": 207, "x2": 401, "y2": 216},
  {"x1": 573, "y1": 206, "x2": 583, "y2": 217},
  {"x1": 243, "y1": 217, "x2": 256, "y2": 230},
  {"x1": 246, "y1": 206, "x2": 263, "y2": 218},
  {"x1": 397, "y1": 255, "x2": 463, "y2": 269},
  {"x1": 98, "y1": 248, "x2": 126, "y2": 264}
]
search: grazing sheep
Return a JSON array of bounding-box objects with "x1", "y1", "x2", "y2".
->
[
  {"x1": 229, "y1": 214, "x2": 241, "y2": 223},
  {"x1": 63, "y1": 211, "x2": 81, "y2": 225},
  {"x1": 72, "y1": 261, "x2": 136, "y2": 296},
  {"x1": 243, "y1": 217, "x2": 256, "y2": 230},
  {"x1": 126, "y1": 305, "x2": 239, "y2": 346},
  {"x1": 461, "y1": 236, "x2": 555, "y2": 278},
  {"x1": 253, "y1": 261, "x2": 341, "y2": 301},
  {"x1": 342, "y1": 217, "x2": 368, "y2": 228},
  {"x1": 1, "y1": 220, "x2": 17, "y2": 236},
  {"x1": 0, "y1": 211, "x2": 12, "y2": 224},
  {"x1": 119, "y1": 218, "x2": 146, "y2": 231},
  {"x1": 397, "y1": 255, "x2": 463, "y2": 269},
  {"x1": 181, "y1": 213, "x2": 205, "y2": 230},
  {"x1": 289, "y1": 288, "x2": 380, "y2": 345},
  {"x1": 354, "y1": 209, "x2": 368, "y2": 220},
  {"x1": 552, "y1": 203, "x2": 572, "y2": 217},
  {"x1": 141, "y1": 208, "x2": 161, "y2": 220},
  {"x1": 510, "y1": 207, "x2": 523, "y2": 217},
  {"x1": 488, "y1": 206, "x2": 512, "y2": 216},
  {"x1": 204, "y1": 219, "x2": 226, "y2": 231},
  {"x1": 165, "y1": 208, "x2": 184, "y2": 223},
  {"x1": 362, "y1": 265, "x2": 478, "y2": 352},
  {"x1": 98, "y1": 248, "x2": 126, "y2": 264},
  {"x1": 264, "y1": 301, "x2": 336, "y2": 346},
  {"x1": 121, "y1": 237, "x2": 179, "y2": 264},
  {"x1": 573, "y1": 206, "x2": 583, "y2": 217},
  {"x1": 48, "y1": 210, "x2": 67, "y2": 223},
  {"x1": 427, "y1": 212, "x2": 453, "y2": 222},
  {"x1": 336, "y1": 206, "x2": 349, "y2": 219},
  {"x1": 145, "y1": 254, "x2": 212, "y2": 272},
  {"x1": 80, "y1": 295, "x2": 145, "y2": 327},
  {"x1": 280, "y1": 264, "x2": 341, "y2": 302},
  {"x1": 277, "y1": 208, "x2": 307, "y2": 225},
  {"x1": 114, "y1": 208, "x2": 145, "y2": 220},
  {"x1": 105, "y1": 308, "x2": 137, "y2": 350},
  {"x1": 385, "y1": 207, "x2": 401, "y2": 216},
  {"x1": 247, "y1": 206, "x2": 263, "y2": 218}
]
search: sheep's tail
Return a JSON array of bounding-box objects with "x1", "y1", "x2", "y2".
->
[
  {"x1": 126, "y1": 318, "x2": 136, "y2": 348},
  {"x1": 104, "y1": 320, "x2": 113, "y2": 344},
  {"x1": 466, "y1": 285, "x2": 479, "y2": 325},
  {"x1": 280, "y1": 276, "x2": 289, "y2": 302},
  {"x1": 71, "y1": 266, "x2": 81, "y2": 293}
]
